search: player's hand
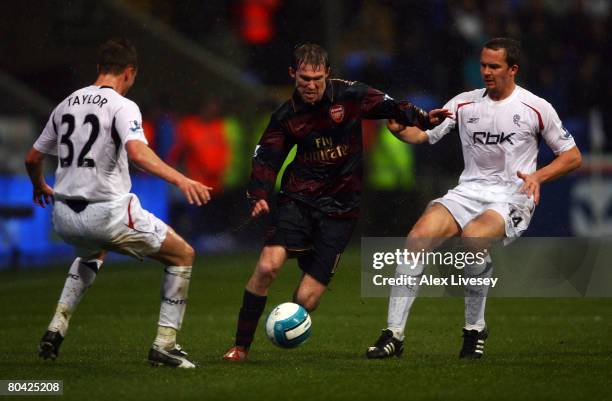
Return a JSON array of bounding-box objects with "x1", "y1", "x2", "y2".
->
[
  {"x1": 428, "y1": 109, "x2": 453, "y2": 127},
  {"x1": 251, "y1": 199, "x2": 270, "y2": 218},
  {"x1": 517, "y1": 171, "x2": 541, "y2": 205},
  {"x1": 387, "y1": 119, "x2": 406, "y2": 134},
  {"x1": 33, "y1": 183, "x2": 54, "y2": 208},
  {"x1": 178, "y1": 178, "x2": 212, "y2": 206}
]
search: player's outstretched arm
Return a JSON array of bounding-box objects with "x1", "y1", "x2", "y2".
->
[
  {"x1": 24, "y1": 147, "x2": 54, "y2": 208},
  {"x1": 517, "y1": 146, "x2": 582, "y2": 205},
  {"x1": 125, "y1": 140, "x2": 212, "y2": 206},
  {"x1": 387, "y1": 109, "x2": 452, "y2": 145},
  {"x1": 428, "y1": 108, "x2": 453, "y2": 127},
  {"x1": 387, "y1": 119, "x2": 429, "y2": 144}
]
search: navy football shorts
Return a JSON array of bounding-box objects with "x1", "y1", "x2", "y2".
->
[{"x1": 265, "y1": 199, "x2": 356, "y2": 285}]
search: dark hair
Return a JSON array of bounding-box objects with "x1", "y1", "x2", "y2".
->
[
  {"x1": 291, "y1": 43, "x2": 329, "y2": 70},
  {"x1": 97, "y1": 38, "x2": 138, "y2": 75},
  {"x1": 484, "y1": 37, "x2": 521, "y2": 67}
]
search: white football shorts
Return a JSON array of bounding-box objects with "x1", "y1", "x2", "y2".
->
[
  {"x1": 430, "y1": 183, "x2": 536, "y2": 241},
  {"x1": 52, "y1": 193, "x2": 168, "y2": 259}
]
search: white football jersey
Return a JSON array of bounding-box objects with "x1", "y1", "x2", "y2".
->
[
  {"x1": 34, "y1": 85, "x2": 148, "y2": 201},
  {"x1": 426, "y1": 85, "x2": 576, "y2": 201}
]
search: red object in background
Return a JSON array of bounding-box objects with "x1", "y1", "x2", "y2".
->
[
  {"x1": 142, "y1": 119, "x2": 156, "y2": 151},
  {"x1": 239, "y1": 0, "x2": 280, "y2": 44},
  {"x1": 362, "y1": 120, "x2": 380, "y2": 151},
  {"x1": 168, "y1": 116, "x2": 230, "y2": 193}
]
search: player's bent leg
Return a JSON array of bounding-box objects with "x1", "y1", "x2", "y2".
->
[
  {"x1": 368, "y1": 259, "x2": 426, "y2": 359},
  {"x1": 224, "y1": 246, "x2": 288, "y2": 362},
  {"x1": 147, "y1": 228, "x2": 197, "y2": 368},
  {"x1": 393, "y1": 203, "x2": 460, "y2": 323},
  {"x1": 247, "y1": 245, "x2": 288, "y2": 296},
  {"x1": 462, "y1": 209, "x2": 505, "y2": 239},
  {"x1": 150, "y1": 227, "x2": 195, "y2": 267},
  {"x1": 407, "y1": 202, "x2": 462, "y2": 245},
  {"x1": 293, "y1": 273, "x2": 327, "y2": 312},
  {"x1": 370, "y1": 203, "x2": 462, "y2": 360},
  {"x1": 39, "y1": 251, "x2": 106, "y2": 361},
  {"x1": 293, "y1": 213, "x2": 353, "y2": 312}
]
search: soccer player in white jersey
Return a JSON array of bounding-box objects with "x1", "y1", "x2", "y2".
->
[
  {"x1": 24, "y1": 39, "x2": 212, "y2": 368},
  {"x1": 366, "y1": 37, "x2": 582, "y2": 359}
]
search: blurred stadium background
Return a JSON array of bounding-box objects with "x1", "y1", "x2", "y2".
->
[{"x1": 0, "y1": 0, "x2": 610, "y2": 268}]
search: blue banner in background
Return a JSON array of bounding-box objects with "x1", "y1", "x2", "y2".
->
[
  {"x1": 0, "y1": 176, "x2": 169, "y2": 269},
  {"x1": 526, "y1": 174, "x2": 612, "y2": 237},
  {"x1": 525, "y1": 177, "x2": 575, "y2": 236}
]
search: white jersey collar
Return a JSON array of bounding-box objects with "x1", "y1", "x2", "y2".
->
[{"x1": 484, "y1": 85, "x2": 519, "y2": 106}]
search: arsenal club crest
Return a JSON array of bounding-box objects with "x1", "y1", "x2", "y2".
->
[{"x1": 329, "y1": 104, "x2": 345, "y2": 123}]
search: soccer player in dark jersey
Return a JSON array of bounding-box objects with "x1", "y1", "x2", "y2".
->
[{"x1": 223, "y1": 43, "x2": 450, "y2": 361}]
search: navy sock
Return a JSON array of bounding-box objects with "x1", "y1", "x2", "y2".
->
[{"x1": 235, "y1": 289, "x2": 267, "y2": 349}]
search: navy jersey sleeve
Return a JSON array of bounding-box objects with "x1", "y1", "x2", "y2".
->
[
  {"x1": 355, "y1": 83, "x2": 432, "y2": 130},
  {"x1": 247, "y1": 114, "x2": 294, "y2": 203}
]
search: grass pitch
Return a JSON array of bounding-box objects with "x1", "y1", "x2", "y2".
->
[{"x1": 0, "y1": 249, "x2": 611, "y2": 401}]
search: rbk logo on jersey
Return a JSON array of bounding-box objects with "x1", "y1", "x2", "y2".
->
[
  {"x1": 473, "y1": 131, "x2": 516, "y2": 145},
  {"x1": 467, "y1": 117, "x2": 479, "y2": 124},
  {"x1": 329, "y1": 105, "x2": 345, "y2": 123}
]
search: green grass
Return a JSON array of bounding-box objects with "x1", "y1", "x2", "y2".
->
[{"x1": 0, "y1": 249, "x2": 611, "y2": 401}]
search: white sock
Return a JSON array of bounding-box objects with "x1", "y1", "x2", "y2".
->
[
  {"x1": 157, "y1": 266, "x2": 191, "y2": 336},
  {"x1": 154, "y1": 326, "x2": 177, "y2": 350},
  {"x1": 48, "y1": 257, "x2": 102, "y2": 336},
  {"x1": 463, "y1": 255, "x2": 493, "y2": 332},
  {"x1": 386, "y1": 261, "x2": 424, "y2": 340}
]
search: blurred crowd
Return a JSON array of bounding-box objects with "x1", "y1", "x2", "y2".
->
[
  {"x1": 138, "y1": 0, "x2": 609, "y2": 166},
  {"x1": 130, "y1": 0, "x2": 609, "y2": 242},
  {"x1": 2, "y1": 0, "x2": 608, "y2": 247},
  {"x1": 140, "y1": 0, "x2": 609, "y2": 122}
]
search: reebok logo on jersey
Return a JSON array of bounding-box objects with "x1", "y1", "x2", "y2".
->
[
  {"x1": 473, "y1": 131, "x2": 516, "y2": 145},
  {"x1": 467, "y1": 117, "x2": 479, "y2": 124}
]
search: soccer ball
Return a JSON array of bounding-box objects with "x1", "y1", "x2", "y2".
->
[{"x1": 265, "y1": 302, "x2": 312, "y2": 348}]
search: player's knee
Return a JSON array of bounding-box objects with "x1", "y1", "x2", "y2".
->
[
  {"x1": 187, "y1": 244, "x2": 196, "y2": 261},
  {"x1": 408, "y1": 225, "x2": 431, "y2": 240},
  {"x1": 461, "y1": 225, "x2": 477, "y2": 238},
  {"x1": 180, "y1": 243, "x2": 196, "y2": 266},
  {"x1": 460, "y1": 229, "x2": 491, "y2": 251},
  {"x1": 256, "y1": 260, "x2": 281, "y2": 281}
]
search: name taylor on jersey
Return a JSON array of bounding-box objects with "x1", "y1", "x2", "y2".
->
[
  {"x1": 66, "y1": 93, "x2": 108, "y2": 108},
  {"x1": 33, "y1": 85, "x2": 149, "y2": 201}
]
